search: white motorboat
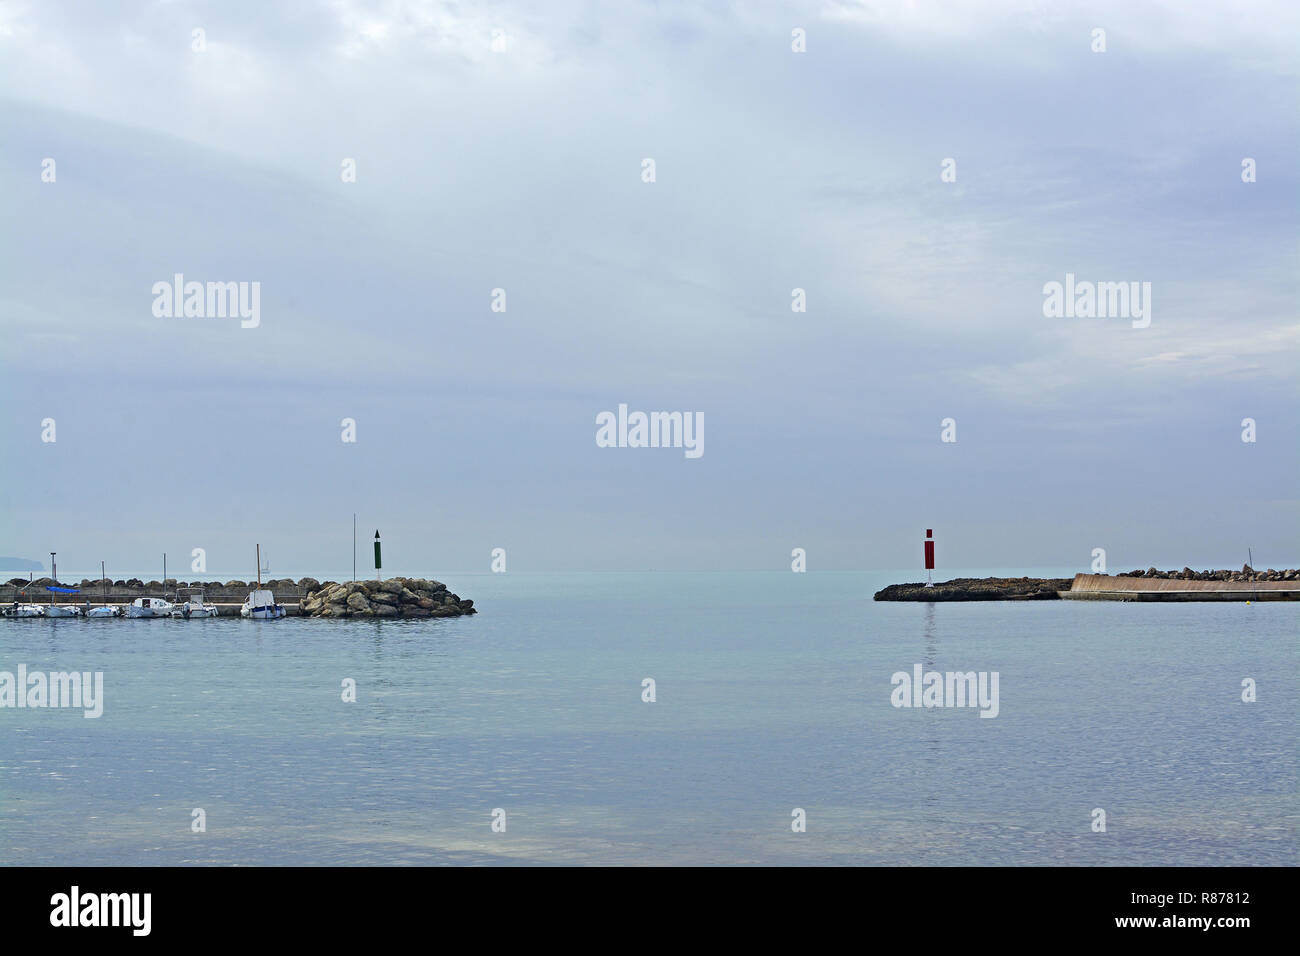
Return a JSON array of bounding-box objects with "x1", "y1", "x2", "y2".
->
[
  {"x1": 127, "y1": 597, "x2": 174, "y2": 618},
  {"x1": 172, "y1": 587, "x2": 219, "y2": 618}
]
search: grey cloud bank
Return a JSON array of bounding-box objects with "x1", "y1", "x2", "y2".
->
[{"x1": 1, "y1": 1, "x2": 1296, "y2": 572}]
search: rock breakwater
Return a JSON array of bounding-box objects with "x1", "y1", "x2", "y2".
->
[
  {"x1": 300, "y1": 577, "x2": 475, "y2": 618},
  {"x1": 873, "y1": 577, "x2": 1071, "y2": 601},
  {"x1": 1117, "y1": 565, "x2": 1298, "y2": 582}
]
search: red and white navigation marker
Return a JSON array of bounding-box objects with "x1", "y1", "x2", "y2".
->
[{"x1": 924, "y1": 529, "x2": 935, "y2": 587}]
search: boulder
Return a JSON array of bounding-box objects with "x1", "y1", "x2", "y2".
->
[{"x1": 290, "y1": 575, "x2": 476, "y2": 620}]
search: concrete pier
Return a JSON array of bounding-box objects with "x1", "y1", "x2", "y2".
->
[
  {"x1": 1060, "y1": 573, "x2": 1299, "y2": 601},
  {"x1": 0, "y1": 580, "x2": 302, "y2": 613}
]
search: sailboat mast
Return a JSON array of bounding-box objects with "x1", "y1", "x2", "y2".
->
[{"x1": 257, "y1": 544, "x2": 262, "y2": 588}]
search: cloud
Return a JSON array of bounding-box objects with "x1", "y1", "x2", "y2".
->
[{"x1": 0, "y1": 0, "x2": 1295, "y2": 569}]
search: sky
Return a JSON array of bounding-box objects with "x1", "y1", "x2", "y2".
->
[{"x1": 1, "y1": 0, "x2": 1297, "y2": 577}]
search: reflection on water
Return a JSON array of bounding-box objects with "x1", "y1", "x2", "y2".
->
[
  {"x1": 922, "y1": 600, "x2": 937, "y2": 667},
  {"x1": 920, "y1": 601, "x2": 940, "y2": 809}
]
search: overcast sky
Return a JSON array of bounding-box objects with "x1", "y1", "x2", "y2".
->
[{"x1": 1, "y1": 0, "x2": 1296, "y2": 577}]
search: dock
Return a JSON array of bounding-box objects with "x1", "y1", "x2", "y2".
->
[{"x1": 1060, "y1": 573, "x2": 1299, "y2": 601}]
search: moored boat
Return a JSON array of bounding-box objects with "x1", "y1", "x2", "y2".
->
[
  {"x1": 86, "y1": 561, "x2": 121, "y2": 618},
  {"x1": 45, "y1": 584, "x2": 83, "y2": 617},
  {"x1": 172, "y1": 587, "x2": 219, "y2": 618},
  {"x1": 5, "y1": 603, "x2": 45, "y2": 618},
  {"x1": 240, "y1": 588, "x2": 285, "y2": 619},
  {"x1": 240, "y1": 544, "x2": 285, "y2": 618},
  {"x1": 127, "y1": 597, "x2": 174, "y2": 618}
]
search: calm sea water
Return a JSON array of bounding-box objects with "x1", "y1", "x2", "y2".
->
[{"x1": 1, "y1": 571, "x2": 1295, "y2": 866}]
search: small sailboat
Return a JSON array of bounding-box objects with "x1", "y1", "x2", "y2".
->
[
  {"x1": 241, "y1": 544, "x2": 285, "y2": 619},
  {"x1": 127, "y1": 596, "x2": 174, "y2": 618},
  {"x1": 6, "y1": 574, "x2": 44, "y2": 616},
  {"x1": 45, "y1": 585, "x2": 83, "y2": 618},
  {"x1": 86, "y1": 562, "x2": 121, "y2": 617},
  {"x1": 172, "y1": 587, "x2": 219, "y2": 618}
]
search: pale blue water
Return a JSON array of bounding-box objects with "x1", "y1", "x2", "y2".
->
[{"x1": 1, "y1": 571, "x2": 1295, "y2": 865}]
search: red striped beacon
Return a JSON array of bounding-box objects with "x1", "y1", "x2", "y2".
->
[{"x1": 924, "y1": 529, "x2": 935, "y2": 586}]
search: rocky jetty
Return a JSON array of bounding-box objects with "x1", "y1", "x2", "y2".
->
[
  {"x1": 874, "y1": 567, "x2": 1300, "y2": 602},
  {"x1": 874, "y1": 577, "x2": 1071, "y2": 601},
  {"x1": 300, "y1": 577, "x2": 475, "y2": 618},
  {"x1": 1116, "y1": 565, "x2": 1298, "y2": 582}
]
